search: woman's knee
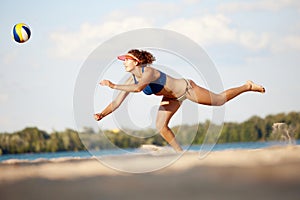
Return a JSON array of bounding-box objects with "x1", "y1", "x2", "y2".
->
[
  {"x1": 156, "y1": 122, "x2": 165, "y2": 132},
  {"x1": 212, "y1": 94, "x2": 226, "y2": 106},
  {"x1": 155, "y1": 120, "x2": 168, "y2": 132}
]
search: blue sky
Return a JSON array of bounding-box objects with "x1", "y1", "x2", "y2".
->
[{"x1": 1, "y1": 0, "x2": 300, "y2": 132}]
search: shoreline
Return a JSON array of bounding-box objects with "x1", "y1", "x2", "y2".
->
[
  {"x1": 0, "y1": 140, "x2": 296, "y2": 163},
  {"x1": 1, "y1": 144, "x2": 300, "y2": 165},
  {"x1": 0, "y1": 145, "x2": 300, "y2": 179}
]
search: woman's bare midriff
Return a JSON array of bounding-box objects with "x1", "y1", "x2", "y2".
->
[{"x1": 155, "y1": 76, "x2": 188, "y2": 99}]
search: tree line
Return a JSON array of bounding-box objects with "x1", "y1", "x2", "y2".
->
[{"x1": 0, "y1": 111, "x2": 299, "y2": 155}]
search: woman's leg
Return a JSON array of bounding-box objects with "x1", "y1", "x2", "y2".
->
[
  {"x1": 186, "y1": 80, "x2": 265, "y2": 106},
  {"x1": 156, "y1": 98, "x2": 183, "y2": 152}
]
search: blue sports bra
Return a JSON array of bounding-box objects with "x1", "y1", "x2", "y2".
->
[{"x1": 133, "y1": 66, "x2": 167, "y2": 95}]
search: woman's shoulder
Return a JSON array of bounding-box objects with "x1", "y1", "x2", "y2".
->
[
  {"x1": 141, "y1": 65, "x2": 162, "y2": 79},
  {"x1": 141, "y1": 64, "x2": 152, "y2": 72},
  {"x1": 143, "y1": 64, "x2": 158, "y2": 72}
]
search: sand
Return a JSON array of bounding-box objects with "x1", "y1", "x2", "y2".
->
[{"x1": 1, "y1": 145, "x2": 300, "y2": 200}]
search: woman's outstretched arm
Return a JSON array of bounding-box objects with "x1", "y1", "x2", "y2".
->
[
  {"x1": 94, "y1": 77, "x2": 132, "y2": 121},
  {"x1": 93, "y1": 94, "x2": 127, "y2": 121},
  {"x1": 100, "y1": 67, "x2": 154, "y2": 92}
]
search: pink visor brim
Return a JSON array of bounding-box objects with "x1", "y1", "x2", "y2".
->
[
  {"x1": 117, "y1": 55, "x2": 129, "y2": 61},
  {"x1": 117, "y1": 54, "x2": 140, "y2": 62}
]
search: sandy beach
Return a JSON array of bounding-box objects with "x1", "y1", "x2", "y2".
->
[{"x1": 1, "y1": 145, "x2": 300, "y2": 200}]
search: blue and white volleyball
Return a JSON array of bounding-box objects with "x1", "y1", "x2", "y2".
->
[{"x1": 12, "y1": 23, "x2": 31, "y2": 43}]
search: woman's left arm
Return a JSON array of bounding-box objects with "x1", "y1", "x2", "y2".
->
[
  {"x1": 100, "y1": 80, "x2": 146, "y2": 92},
  {"x1": 100, "y1": 68, "x2": 154, "y2": 92}
]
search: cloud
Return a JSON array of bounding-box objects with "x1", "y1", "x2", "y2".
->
[
  {"x1": 164, "y1": 14, "x2": 270, "y2": 50},
  {"x1": 238, "y1": 32, "x2": 270, "y2": 51},
  {"x1": 48, "y1": 2, "x2": 192, "y2": 59},
  {"x1": 49, "y1": 17, "x2": 153, "y2": 59},
  {"x1": 164, "y1": 15, "x2": 236, "y2": 45},
  {"x1": 49, "y1": 1, "x2": 297, "y2": 59},
  {"x1": 137, "y1": 2, "x2": 181, "y2": 18},
  {"x1": 282, "y1": 35, "x2": 300, "y2": 50},
  {"x1": 49, "y1": 13, "x2": 272, "y2": 59},
  {"x1": 218, "y1": 0, "x2": 300, "y2": 13},
  {"x1": 182, "y1": 0, "x2": 201, "y2": 4},
  {"x1": 271, "y1": 35, "x2": 300, "y2": 53}
]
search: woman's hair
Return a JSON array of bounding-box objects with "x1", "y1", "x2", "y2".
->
[{"x1": 128, "y1": 49, "x2": 155, "y2": 65}]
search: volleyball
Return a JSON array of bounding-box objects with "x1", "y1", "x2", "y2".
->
[{"x1": 12, "y1": 23, "x2": 31, "y2": 43}]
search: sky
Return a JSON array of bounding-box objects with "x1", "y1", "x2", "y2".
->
[{"x1": 0, "y1": 0, "x2": 300, "y2": 133}]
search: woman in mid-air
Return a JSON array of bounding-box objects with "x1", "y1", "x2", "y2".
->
[{"x1": 94, "y1": 49, "x2": 265, "y2": 152}]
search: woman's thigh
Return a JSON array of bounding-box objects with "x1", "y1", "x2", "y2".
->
[
  {"x1": 156, "y1": 98, "x2": 182, "y2": 129},
  {"x1": 186, "y1": 80, "x2": 224, "y2": 106}
]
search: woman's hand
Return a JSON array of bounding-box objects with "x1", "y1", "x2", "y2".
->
[
  {"x1": 94, "y1": 113, "x2": 104, "y2": 121},
  {"x1": 100, "y1": 80, "x2": 115, "y2": 88}
]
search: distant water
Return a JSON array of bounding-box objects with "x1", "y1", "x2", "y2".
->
[
  {"x1": 1, "y1": 140, "x2": 299, "y2": 163},
  {"x1": 189, "y1": 140, "x2": 300, "y2": 152}
]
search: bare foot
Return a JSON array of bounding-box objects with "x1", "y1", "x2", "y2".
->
[{"x1": 246, "y1": 80, "x2": 265, "y2": 93}]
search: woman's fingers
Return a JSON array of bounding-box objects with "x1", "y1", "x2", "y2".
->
[
  {"x1": 94, "y1": 114, "x2": 101, "y2": 121},
  {"x1": 100, "y1": 80, "x2": 111, "y2": 87}
]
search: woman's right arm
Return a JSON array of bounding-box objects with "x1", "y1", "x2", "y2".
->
[{"x1": 94, "y1": 76, "x2": 133, "y2": 121}]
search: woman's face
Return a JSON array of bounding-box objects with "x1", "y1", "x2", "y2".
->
[{"x1": 123, "y1": 58, "x2": 138, "y2": 72}]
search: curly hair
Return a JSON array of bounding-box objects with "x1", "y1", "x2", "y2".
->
[{"x1": 128, "y1": 49, "x2": 156, "y2": 65}]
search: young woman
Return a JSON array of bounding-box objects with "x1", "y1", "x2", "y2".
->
[{"x1": 94, "y1": 49, "x2": 265, "y2": 152}]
